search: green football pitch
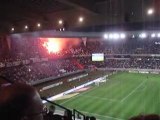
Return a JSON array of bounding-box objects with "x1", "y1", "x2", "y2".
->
[{"x1": 56, "y1": 72, "x2": 160, "y2": 120}]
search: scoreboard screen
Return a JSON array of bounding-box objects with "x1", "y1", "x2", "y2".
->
[{"x1": 92, "y1": 53, "x2": 104, "y2": 61}]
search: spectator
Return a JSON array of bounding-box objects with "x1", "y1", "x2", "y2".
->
[
  {"x1": 129, "y1": 114, "x2": 160, "y2": 120},
  {"x1": 0, "y1": 83, "x2": 44, "y2": 120}
]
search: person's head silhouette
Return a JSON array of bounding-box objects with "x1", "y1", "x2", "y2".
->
[{"x1": 0, "y1": 83, "x2": 44, "y2": 120}]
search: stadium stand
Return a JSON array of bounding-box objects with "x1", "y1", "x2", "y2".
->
[
  {"x1": 0, "y1": 59, "x2": 80, "y2": 84},
  {"x1": 0, "y1": 37, "x2": 160, "y2": 87},
  {"x1": 0, "y1": 35, "x2": 160, "y2": 120}
]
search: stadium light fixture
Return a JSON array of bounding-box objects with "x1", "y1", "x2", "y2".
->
[
  {"x1": 147, "y1": 8, "x2": 154, "y2": 15},
  {"x1": 109, "y1": 34, "x2": 113, "y2": 39},
  {"x1": 120, "y1": 33, "x2": 126, "y2": 39},
  {"x1": 37, "y1": 23, "x2": 41, "y2": 28},
  {"x1": 11, "y1": 27, "x2": 14, "y2": 32},
  {"x1": 139, "y1": 33, "x2": 147, "y2": 39},
  {"x1": 157, "y1": 33, "x2": 160, "y2": 38},
  {"x1": 79, "y1": 16, "x2": 84, "y2": 23},
  {"x1": 151, "y1": 33, "x2": 156, "y2": 38},
  {"x1": 103, "y1": 34, "x2": 108, "y2": 39},
  {"x1": 113, "y1": 33, "x2": 120, "y2": 39},
  {"x1": 25, "y1": 25, "x2": 28, "y2": 30},
  {"x1": 58, "y1": 19, "x2": 63, "y2": 25}
]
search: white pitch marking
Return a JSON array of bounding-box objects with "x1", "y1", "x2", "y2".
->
[{"x1": 121, "y1": 80, "x2": 147, "y2": 102}]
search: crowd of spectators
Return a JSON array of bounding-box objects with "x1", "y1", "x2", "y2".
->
[
  {"x1": 0, "y1": 56, "x2": 160, "y2": 84},
  {"x1": 0, "y1": 59, "x2": 80, "y2": 84},
  {"x1": 1, "y1": 38, "x2": 160, "y2": 62},
  {"x1": 0, "y1": 37, "x2": 160, "y2": 84},
  {"x1": 63, "y1": 38, "x2": 160, "y2": 55},
  {"x1": 77, "y1": 56, "x2": 160, "y2": 69}
]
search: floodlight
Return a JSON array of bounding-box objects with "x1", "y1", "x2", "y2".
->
[
  {"x1": 157, "y1": 33, "x2": 160, "y2": 38},
  {"x1": 11, "y1": 27, "x2": 14, "y2": 32},
  {"x1": 109, "y1": 34, "x2": 113, "y2": 39},
  {"x1": 103, "y1": 34, "x2": 108, "y2": 39},
  {"x1": 58, "y1": 20, "x2": 63, "y2": 25},
  {"x1": 120, "y1": 33, "x2": 126, "y2": 39},
  {"x1": 139, "y1": 33, "x2": 147, "y2": 39},
  {"x1": 113, "y1": 33, "x2": 120, "y2": 39},
  {"x1": 79, "y1": 16, "x2": 84, "y2": 23},
  {"x1": 25, "y1": 25, "x2": 28, "y2": 29},
  {"x1": 37, "y1": 23, "x2": 41, "y2": 28},
  {"x1": 147, "y1": 8, "x2": 154, "y2": 15},
  {"x1": 151, "y1": 33, "x2": 156, "y2": 38}
]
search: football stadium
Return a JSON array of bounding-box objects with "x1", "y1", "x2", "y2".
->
[{"x1": 1, "y1": 0, "x2": 160, "y2": 120}]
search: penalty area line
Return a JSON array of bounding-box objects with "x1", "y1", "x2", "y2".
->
[{"x1": 120, "y1": 80, "x2": 147, "y2": 102}]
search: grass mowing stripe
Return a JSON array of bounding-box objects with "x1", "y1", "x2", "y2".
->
[
  {"x1": 110, "y1": 80, "x2": 134, "y2": 100},
  {"x1": 60, "y1": 86, "x2": 99, "y2": 105},
  {"x1": 144, "y1": 84, "x2": 159, "y2": 114},
  {"x1": 86, "y1": 99, "x2": 107, "y2": 115},
  {"x1": 121, "y1": 91, "x2": 143, "y2": 119},
  {"x1": 55, "y1": 72, "x2": 160, "y2": 120},
  {"x1": 121, "y1": 79, "x2": 147, "y2": 118},
  {"x1": 120, "y1": 80, "x2": 147, "y2": 102},
  {"x1": 80, "y1": 94, "x2": 119, "y2": 102},
  {"x1": 60, "y1": 78, "x2": 122, "y2": 105}
]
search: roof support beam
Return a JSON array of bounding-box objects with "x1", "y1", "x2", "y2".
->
[{"x1": 55, "y1": 0, "x2": 99, "y2": 15}]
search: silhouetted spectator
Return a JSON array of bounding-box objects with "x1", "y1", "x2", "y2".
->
[
  {"x1": 130, "y1": 114, "x2": 160, "y2": 120},
  {"x1": 0, "y1": 83, "x2": 44, "y2": 120}
]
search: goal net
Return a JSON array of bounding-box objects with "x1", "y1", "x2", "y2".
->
[{"x1": 94, "y1": 76, "x2": 108, "y2": 86}]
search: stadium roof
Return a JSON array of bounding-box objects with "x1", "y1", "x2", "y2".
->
[{"x1": 0, "y1": 0, "x2": 160, "y2": 33}]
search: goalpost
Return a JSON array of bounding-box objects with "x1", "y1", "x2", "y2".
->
[
  {"x1": 95, "y1": 81, "x2": 100, "y2": 86},
  {"x1": 94, "y1": 76, "x2": 108, "y2": 86}
]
